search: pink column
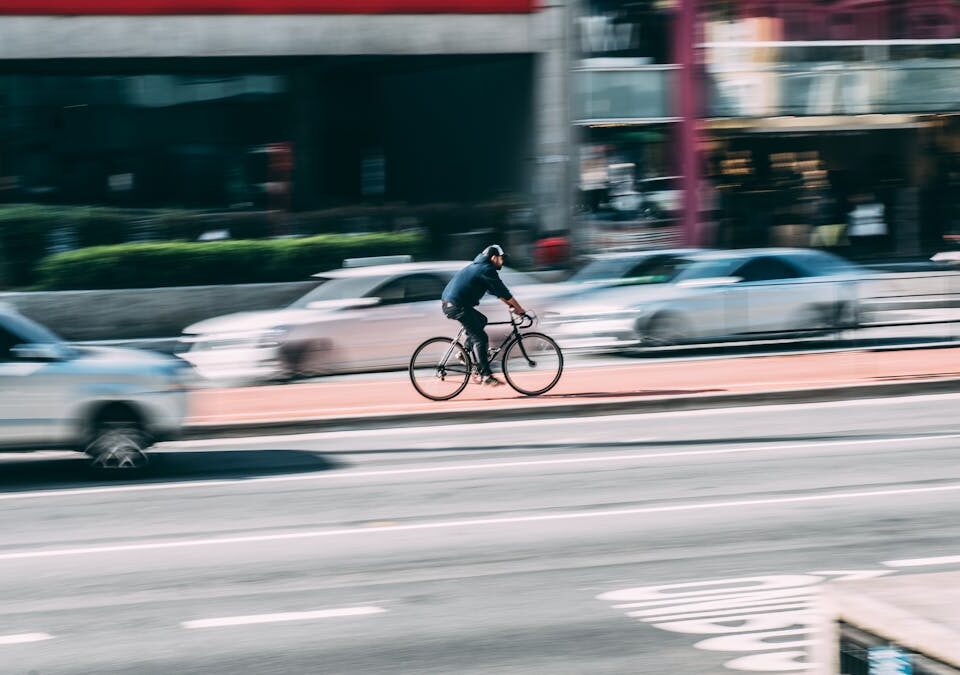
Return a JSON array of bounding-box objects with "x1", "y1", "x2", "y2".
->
[{"x1": 674, "y1": 0, "x2": 701, "y2": 246}]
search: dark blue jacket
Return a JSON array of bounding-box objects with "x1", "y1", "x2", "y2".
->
[{"x1": 441, "y1": 253, "x2": 513, "y2": 308}]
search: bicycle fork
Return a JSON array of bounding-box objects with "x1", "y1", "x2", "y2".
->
[{"x1": 436, "y1": 327, "x2": 467, "y2": 378}]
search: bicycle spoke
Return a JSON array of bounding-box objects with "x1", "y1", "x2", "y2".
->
[
  {"x1": 502, "y1": 332, "x2": 563, "y2": 396},
  {"x1": 409, "y1": 338, "x2": 471, "y2": 401}
]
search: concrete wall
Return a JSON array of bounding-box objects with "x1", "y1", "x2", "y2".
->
[
  {"x1": 0, "y1": 281, "x2": 318, "y2": 341},
  {"x1": 0, "y1": 15, "x2": 536, "y2": 58}
]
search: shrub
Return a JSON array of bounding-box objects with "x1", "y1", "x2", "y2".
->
[{"x1": 36, "y1": 232, "x2": 427, "y2": 290}]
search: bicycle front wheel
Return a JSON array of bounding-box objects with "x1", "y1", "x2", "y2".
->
[
  {"x1": 409, "y1": 337, "x2": 472, "y2": 401},
  {"x1": 502, "y1": 332, "x2": 563, "y2": 396}
]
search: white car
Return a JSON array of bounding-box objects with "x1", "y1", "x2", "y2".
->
[
  {"x1": 179, "y1": 260, "x2": 545, "y2": 383},
  {"x1": 545, "y1": 249, "x2": 863, "y2": 350},
  {"x1": 0, "y1": 304, "x2": 190, "y2": 469}
]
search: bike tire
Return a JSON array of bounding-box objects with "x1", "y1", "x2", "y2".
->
[
  {"x1": 409, "y1": 337, "x2": 472, "y2": 401},
  {"x1": 501, "y1": 331, "x2": 564, "y2": 396}
]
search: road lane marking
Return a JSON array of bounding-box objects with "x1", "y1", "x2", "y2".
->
[
  {"x1": 4, "y1": 433, "x2": 960, "y2": 503},
  {"x1": 884, "y1": 554, "x2": 960, "y2": 567},
  {"x1": 182, "y1": 606, "x2": 386, "y2": 629},
  {"x1": 596, "y1": 569, "x2": 910, "y2": 673},
  {"x1": 174, "y1": 392, "x2": 960, "y2": 447},
  {"x1": 3, "y1": 481, "x2": 960, "y2": 562},
  {"x1": 0, "y1": 633, "x2": 53, "y2": 645}
]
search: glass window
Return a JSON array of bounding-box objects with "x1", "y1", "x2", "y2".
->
[
  {"x1": 403, "y1": 275, "x2": 445, "y2": 302},
  {"x1": 733, "y1": 257, "x2": 803, "y2": 283},
  {"x1": 289, "y1": 275, "x2": 391, "y2": 307}
]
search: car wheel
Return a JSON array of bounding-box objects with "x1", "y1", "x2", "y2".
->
[
  {"x1": 86, "y1": 415, "x2": 149, "y2": 472},
  {"x1": 642, "y1": 313, "x2": 688, "y2": 347},
  {"x1": 281, "y1": 339, "x2": 337, "y2": 380},
  {"x1": 834, "y1": 301, "x2": 860, "y2": 331}
]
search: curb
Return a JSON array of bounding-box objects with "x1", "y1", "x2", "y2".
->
[{"x1": 183, "y1": 377, "x2": 960, "y2": 439}]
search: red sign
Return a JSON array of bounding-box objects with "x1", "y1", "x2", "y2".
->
[{"x1": 0, "y1": 0, "x2": 536, "y2": 13}]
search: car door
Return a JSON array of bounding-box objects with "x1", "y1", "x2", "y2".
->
[
  {"x1": 729, "y1": 257, "x2": 808, "y2": 336},
  {"x1": 0, "y1": 322, "x2": 53, "y2": 447},
  {"x1": 355, "y1": 273, "x2": 447, "y2": 369}
]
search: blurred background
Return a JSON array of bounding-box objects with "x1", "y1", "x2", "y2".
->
[
  {"x1": 1, "y1": 0, "x2": 959, "y2": 288},
  {"x1": 2, "y1": 4, "x2": 960, "y2": 675}
]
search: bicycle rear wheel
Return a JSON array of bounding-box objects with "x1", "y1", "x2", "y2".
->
[
  {"x1": 502, "y1": 332, "x2": 563, "y2": 396},
  {"x1": 409, "y1": 337, "x2": 472, "y2": 401}
]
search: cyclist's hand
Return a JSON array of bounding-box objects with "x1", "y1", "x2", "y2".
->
[{"x1": 513, "y1": 307, "x2": 527, "y2": 317}]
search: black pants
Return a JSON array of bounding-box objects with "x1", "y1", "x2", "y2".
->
[{"x1": 442, "y1": 302, "x2": 492, "y2": 377}]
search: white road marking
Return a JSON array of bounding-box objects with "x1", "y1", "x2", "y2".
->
[
  {"x1": 182, "y1": 606, "x2": 386, "y2": 629},
  {"x1": 0, "y1": 633, "x2": 53, "y2": 645},
  {"x1": 4, "y1": 433, "x2": 959, "y2": 503},
  {"x1": 174, "y1": 392, "x2": 960, "y2": 448},
  {"x1": 3, "y1": 481, "x2": 960, "y2": 562},
  {"x1": 884, "y1": 554, "x2": 960, "y2": 567}
]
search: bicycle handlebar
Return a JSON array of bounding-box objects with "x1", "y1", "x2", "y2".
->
[{"x1": 512, "y1": 311, "x2": 537, "y2": 329}]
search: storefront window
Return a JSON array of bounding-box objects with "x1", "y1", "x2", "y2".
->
[
  {"x1": 578, "y1": 0, "x2": 676, "y2": 64},
  {"x1": 0, "y1": 73, "x2": 291, "y2": 209}
]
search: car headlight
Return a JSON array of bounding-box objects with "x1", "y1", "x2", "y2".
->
[
  {"x1": 183, "y1": 329, "x2": 288, "y2": 351},
  {"x1": 258, "y1": 327, "x2": 289, "y2": 348}
]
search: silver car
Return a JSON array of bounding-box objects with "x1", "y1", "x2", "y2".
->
[
  {"x1": 0, "y1": 305, "x2": 190, "y2": 469},
  {"x1": 180, "y1": 261, "x2": 544, "y2": 382},
  {"x1": 545, "y1": 249, "x2": 863, "y2": 350}
]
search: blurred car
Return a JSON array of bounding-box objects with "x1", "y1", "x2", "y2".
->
[
  {"x1": 562, "y1": 248, "x2": 704, "y2": 289},
  {"x1": 0, "y1": 304, "x2": 190, "y2": 469},
  {"x1": 544, "y1": 249, "x2": 863, "y2": 351},
  {"x1": 179, "y1": 260, "x2": 544, "y2": 382}
]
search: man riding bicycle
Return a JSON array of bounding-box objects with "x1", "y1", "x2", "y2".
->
[{"x1": 441, "y1": 245, "x2": 527, "y2": 387}]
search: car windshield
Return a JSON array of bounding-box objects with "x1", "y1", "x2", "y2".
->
[
  {"x1": 289, "y1": 275, "x2": 390, "y2": 308},
  {"x1": 570, "y1": 255, "x2": 690, "y2": 285},
  {"x1": 673, "y1": 258, "x2": 740, "y2": 282},
  {"x1": 570, "y1": 257, "x2": 649, "y2": 283},
  {"x1": 794, "y1": 251, "x2": 862, "y2": 275},
  {"x1": 1, "y1": 311, "x2": 63, "y2": 345}
]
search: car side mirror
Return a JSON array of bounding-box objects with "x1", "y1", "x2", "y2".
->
[
  {"x1": 676, "y1": 276, "x2": 742, "y2": 289},
  {"x1": 11, "y1": 343, "x2": 66, "y2": 362}
]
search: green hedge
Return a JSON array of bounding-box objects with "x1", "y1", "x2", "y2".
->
[
  {"x1": 36, "y1": 232, "x2": 426, "y2": 290},
  {"x1": 0, "y1": 200, "x2": 525, "y2": 287}
]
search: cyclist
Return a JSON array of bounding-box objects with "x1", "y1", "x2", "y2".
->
[{"x1": 441, "y1": 244, "x2": 527, "y2": 387}]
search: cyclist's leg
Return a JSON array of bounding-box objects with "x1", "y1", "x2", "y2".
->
[{"x1": 459, "y1": 308, "x2": 491, "y2": 377}]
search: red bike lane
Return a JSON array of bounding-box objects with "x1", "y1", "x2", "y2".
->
[{"x1": 187, "y1": 347, "x2": 960, "y2": 428}]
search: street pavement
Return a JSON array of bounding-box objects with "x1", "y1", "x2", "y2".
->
[{"x1": 2, "y1": 393, "x2": 960, "y2": 673}]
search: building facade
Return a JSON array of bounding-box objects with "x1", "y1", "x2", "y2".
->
[
  {"x1": 574, "y1": 0, "x2": 960, "y2": 258},
  {"x1": 0, "y1": 0, "x2": 571, "y2": 253}
]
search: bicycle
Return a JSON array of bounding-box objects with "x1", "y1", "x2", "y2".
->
[{"x1": 409, "y1": 311, "x2": 564, "y2": 401}]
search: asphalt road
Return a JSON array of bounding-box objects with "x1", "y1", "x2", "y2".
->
[{"x1": 2, "y1": 393, "x2": 960, "y2": 674}]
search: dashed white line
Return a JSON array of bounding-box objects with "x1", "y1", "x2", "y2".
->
[
  {"x1": 2, "y1": 481, "x2": 960, "y2": 562},
  {"x1": 884, "y1": 554, "x2": 960, "y2": 568},
  {"x1": 0, "y1": 633, "x2": 53, "y2": 645},
  {"x1": 182, "y1": 606, "x2": 386, "y2": 629}
]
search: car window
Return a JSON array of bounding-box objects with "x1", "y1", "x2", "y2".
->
[
  {"x1": 403, "y1": 275, "x2": 445, "y2": 302},
  {"x1": 372, "y1": 274, "x2": 445, "y2": 304},
  {"x1": 374, "y1": 278, "x2": 406, "y2": 303},
  {"x1": 570, "y1": 257, "x2": 643, "y2": 283},
  {"x1": 289, "y1": 275, "x2": 391, "y2": 308},
  {"x1": 733, "y1": 257, "x2": 803, "y2": 283},
  {"x1": 673, "y1": 259, "x2": 739, "y2": 282}
]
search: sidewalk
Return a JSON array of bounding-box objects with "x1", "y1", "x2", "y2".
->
[{"x1": 186, "y1": 346, "x2": 960, "y2": 436}]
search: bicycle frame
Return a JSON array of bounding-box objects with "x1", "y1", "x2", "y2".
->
[{"x1": 439, "y1": 312, "x2": 537, "y2": 373}]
